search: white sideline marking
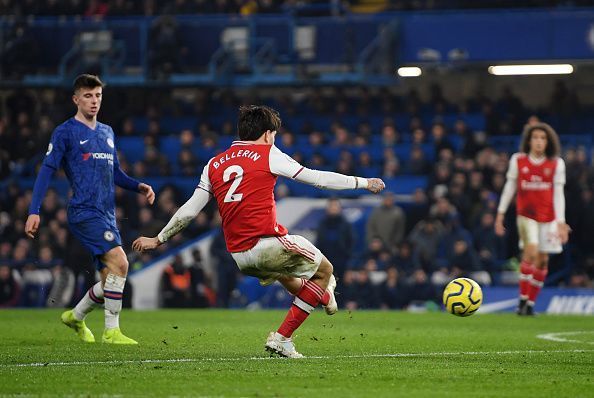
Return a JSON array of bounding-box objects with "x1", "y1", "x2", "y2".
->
[
  {"x1": 536, "y1": 331, "x2": 594, "y2": 345},
  {"x1": 1, "y1": 349, "x2": 593, "y2": 369}
]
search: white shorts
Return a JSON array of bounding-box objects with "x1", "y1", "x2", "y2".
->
[
  {"x1": 231, "y1": 234, "x2": 323, "y2": 286},
  {"x1": 517, "y1": 215, "x2": 562, "y2": 254}
]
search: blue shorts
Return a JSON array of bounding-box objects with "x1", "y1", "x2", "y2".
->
[{"x1": 68, "y1": 218, "x2": 122, "y2": 270}]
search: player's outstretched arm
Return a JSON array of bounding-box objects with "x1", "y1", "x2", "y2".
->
[
  {"x1": 132, "y1": 187, "x2": 211, "y2": 252},
  {"x1": 296, "y1": 167, "x2": 385, "y2": 193},
  {"x1": 269, "y1": 146, "x2": 385, "y2": 193}
]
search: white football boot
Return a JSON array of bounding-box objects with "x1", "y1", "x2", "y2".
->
[
  {"x1": 324, "y1": 274, "x2": 338, "y2": 315},
  {"x1": 265, "y1": 332, "x2": 304, "y2": 358}
]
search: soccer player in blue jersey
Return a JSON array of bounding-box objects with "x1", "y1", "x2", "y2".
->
[{"x1": 25, "y1": 74, "x2": 155, "y2": 344}]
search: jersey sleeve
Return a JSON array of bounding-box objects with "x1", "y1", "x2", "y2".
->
[
  {"x1": 268, "y1": 145, "x2": 304, "y2": 178},
  {"x1": 553, "y1": 158, "x2": 566, "y2": 222},
  {"x1": 197, "y1": 160, "x2": 213, "y2": 194},
  {"x1": 554, "y1": 158, "x2": 566, "y2": 184},
  {"x1": 268, "y1": 145, "x2": 367, "y2": 189},
  {"x1": 497, "y1": 153, "x2": 518, "y2": 214},
  {"x1": 42, "y1": 126, "x2": 69, "y2": 170},
  {"x1": 506, "y1": 153, "x2": 519, "y2": 180}
]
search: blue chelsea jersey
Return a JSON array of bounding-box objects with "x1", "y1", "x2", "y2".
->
[{"x1": 43, "y1": 118, "x2": 120, "y2": 225}]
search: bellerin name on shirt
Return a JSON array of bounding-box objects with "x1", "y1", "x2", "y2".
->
[{"x1": 212, "y1": 150, "x2": 261, "y2": 169}]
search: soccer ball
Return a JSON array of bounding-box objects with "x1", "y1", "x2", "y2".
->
[{"x1": 442, "y1": 278, "x2": 483, "y2": 317}]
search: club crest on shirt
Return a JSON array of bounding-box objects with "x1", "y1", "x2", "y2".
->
[
  {"x1": 544, "y1": 168, "x2": 551, "y2": 176},
  {"x1": 104, "y1": 231, "x2": 115, "y2": 241},
  {"x1": 107, "y1": 138, "x2": 114, "y2": 148},
  {"x1": 46, "y1": 143, "x2": 53, "y2": 156}
]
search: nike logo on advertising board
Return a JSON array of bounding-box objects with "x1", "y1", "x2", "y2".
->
[{"x1": 80, "y1": 140, "x2": 89, "y2": 145}]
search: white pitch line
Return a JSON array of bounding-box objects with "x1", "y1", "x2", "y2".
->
[
  {"x1": 536, "y1": 331, "x2": 594, "y2": 345},
  {"x1": 1, "y1": 349, "x2": 593, "y2": 369}
]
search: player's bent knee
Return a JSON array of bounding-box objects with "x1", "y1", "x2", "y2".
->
[
  {"x1": 318, "y1": 258, "x2": 333, "y2": 278},
  {"x1": 118, "y1": 259, "x2": 129, "y2": 276}
]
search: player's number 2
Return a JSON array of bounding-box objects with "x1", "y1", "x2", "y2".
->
[{"x1": 223, "y1": 165, "x2": 244, "y2": 203}]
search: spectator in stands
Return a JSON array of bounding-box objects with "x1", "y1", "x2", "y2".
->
[
  {"x1": 149, "y1": 15, "x2": 186, "y2": 79},
  {"x1": 408, "y1": 216, "x2": 445, "y2": 273},
  {"x1": 430, "y1": 196, "x2": 458, "y2": 227},
  {"x1": 183, "y1": 211, "x2": 212, "y2": 239},
  {"x1": 339, "y1": 270, "x2": 358, "y2": 310},
  {"x1": 108, "y1": 0, "x2": 135, "y2": 16},
  {"x1": 188, "y1": 249, "x2": 214, "y2": 307},
  {"x1": 431, "y1": 122, "x2": 454, "y2": 154},
  {"x1": 315, "y1": 198, "x2": 354, "y2": 283},
  {"x1": 405, "y1": 188, "x2": 429, "y2": 235},
  {"x1": 210, "y1": 223, "x2": 239, "y2": 308},
  {"x1": 160, "y1": 255, "x2": 193, "y2": 308},
  {"x1": 355, "y1": 269, "x2": 381, "y2": 309},
  {"x1": 380, "y1": 267, "x2": 408, "y2": 309},
  {"x1": 411, "y1": 128, "x2": 426, "y2": 144},
  {"x1": 178, "y1": 149, "x2": 198, "y2": 176},
  {"x1": 0, "y1": 265, "x2": 21, "y2": 307},
  {"x1": 84, "y1": 0, "x2": 109, "y2": 17},
  {"x1": 1, "y1": 22, "x2": 39, "y2": 79},
  {"x1": 381, "y1": 124, "x2": 400, "y2": 146},
  {"x1": 355, "y1": 237, "x2": 393, "y2": 270},
  {"x1": 473, "y1": 212, "x2": 506, "y2": 274},
  {"x1": 366, "y1": 191, "x2": 406, "y2": 252},
  {"x1": 138, "y1": 207, "x2": 164, "y2": 238},
  {"x1": 433, "y1": 238, "x2": 477, "y2": 285},
  {"x1": 393, "y1": 241, "x2": 415, "y2": 276},
  {"x1": 357, "y1": 151, "x2": 378, "y2": 177},
  {"x1": 382, "y1": 157, "x2": 401, "y2": 178},
  {"x1": 407, "y1": 268, "x2": 438, "y2": 304},
  {"x1": 408, "y1": 146, "x2": 431, "y2": 175},
  {"x1": 143, "y1": 145, "x2": 171, "y2": 176},
  {"x1": 330, "y1": 125, "x2": 350, "y2": 147},
  {"x1": 179, "y1": 128, "x2": 195, "y2": 148}
]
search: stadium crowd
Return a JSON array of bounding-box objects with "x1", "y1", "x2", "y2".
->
[
  {"x1": 1, "y1": 85, "x2": 593, "y2": 309},
  {"x1": 0, "y1": 0, "x2": 591, "y2": 18}
]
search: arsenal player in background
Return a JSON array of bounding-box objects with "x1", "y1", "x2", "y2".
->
[
  {"x1": 133, "y1": 105, "x2": 385, "y2": 357},
  {"x1": 495, "y1": 122, "x2": 570, "y2": 316}
]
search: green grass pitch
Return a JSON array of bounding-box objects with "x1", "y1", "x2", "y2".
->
[{"x1": 1, "y1": 309, "x2": 593, "y2": 397}]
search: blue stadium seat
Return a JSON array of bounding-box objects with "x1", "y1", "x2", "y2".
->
[{"x1": 116, "y1": 137, "x2": 145, "y2": 164}]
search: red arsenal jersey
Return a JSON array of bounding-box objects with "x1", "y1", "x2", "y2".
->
[
  {"x1": 513, "y1": 153, "x2": 559, "y2": 222},
  {"x1": 202, "y1": 142, "x2": 302, "y2": 252}
]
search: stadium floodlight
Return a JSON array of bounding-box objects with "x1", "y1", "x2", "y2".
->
[
  {"x1": 397, "y1": 67, "x2": 422, "y2": 77},
  {"x1": 488, "y1": 64, "x2": 574, "y2": 76}
]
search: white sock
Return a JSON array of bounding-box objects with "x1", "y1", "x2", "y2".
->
[
  {"x1": 73, "y1": 282, "x2": 104, "y2": 321},
  {"x1": 103, "y1": 273, "x2": 126, "y2": 330}
]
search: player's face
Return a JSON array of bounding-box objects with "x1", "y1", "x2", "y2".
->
[
  {"x1": 73, "y1": 87, "x2": 102, "y2": 119},
  {"x1": 529, "y1": 129, "x2": 547, "y2": 156}
]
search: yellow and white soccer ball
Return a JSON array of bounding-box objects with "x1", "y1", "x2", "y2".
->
[{"x1": 442, "y1": 278, "x2": 483, "y2": 317}]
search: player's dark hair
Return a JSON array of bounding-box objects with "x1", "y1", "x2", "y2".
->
[
  {"x1": 519, "y1": 122, "x2": 561, "y2": 158},
  {"x1": 237, "y1": 105, "x2": 281, "y2": 141},
  {"x1": 73, "y1": 74, "x2": 104, "y2": 93}
]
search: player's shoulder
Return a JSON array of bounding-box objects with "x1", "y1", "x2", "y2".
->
[
  {"x1": 96, "y1": 121, "x2": 114, "y2": 134},
  {"x1": 512, "y1": 152, "x2": 525, "y2": 160},
  {"x1": 52, "y1": 118, "x2": 76, "y2": 139},
  {"x1": 553, "y1": 156, "x2": 565, "y2": 167}
]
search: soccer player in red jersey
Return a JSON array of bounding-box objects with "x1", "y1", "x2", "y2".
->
[
  {"x1": 133, "y1": 105, "x2": 385, "y2": 357},
  {"x1": 495, "y1": 122, "x2": 570, "y2": 316}
]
